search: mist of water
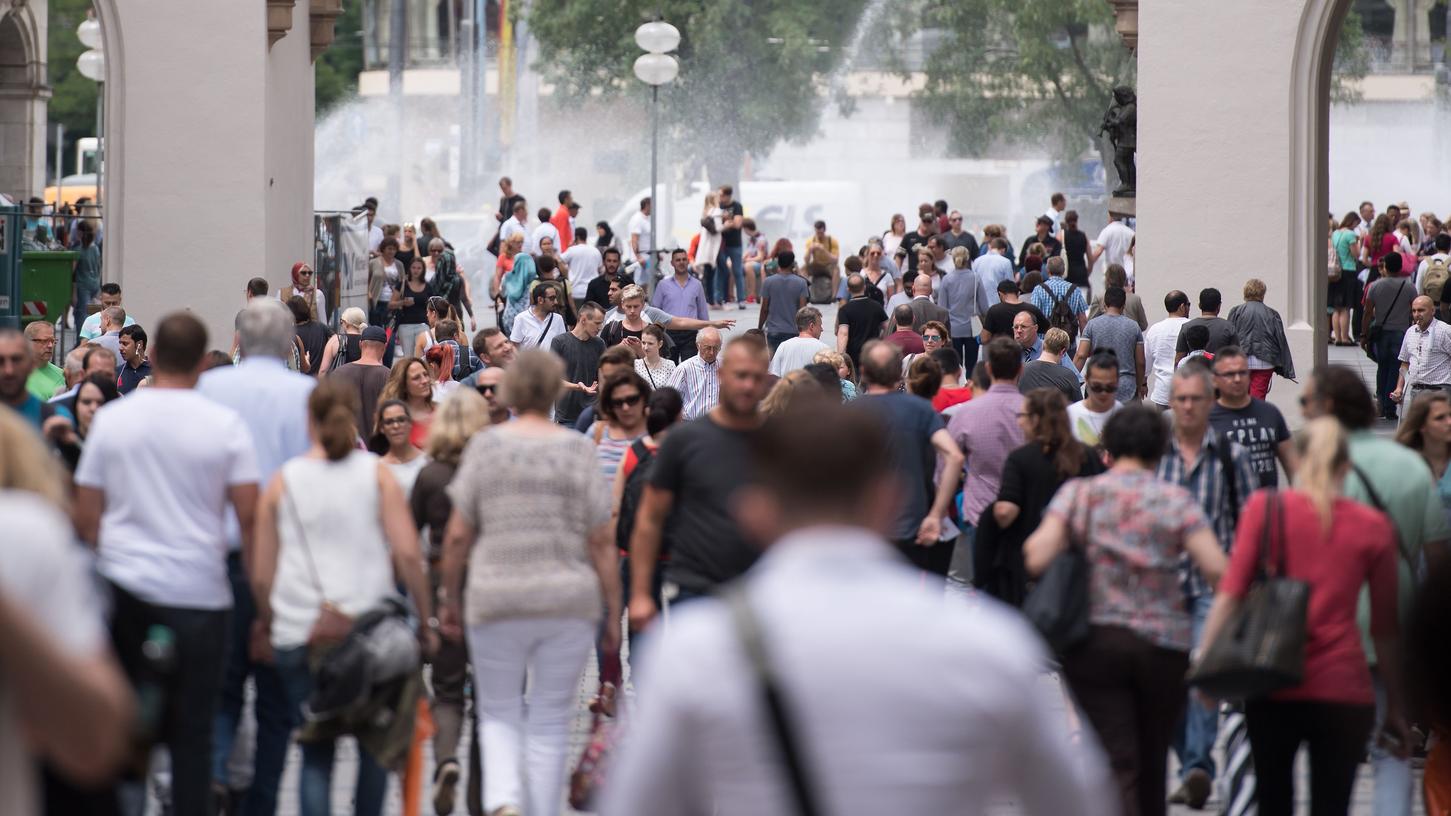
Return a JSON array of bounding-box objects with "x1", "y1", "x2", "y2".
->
[{"x1": 1329, "y1": 98, "x2": 1451, "y2": 218}]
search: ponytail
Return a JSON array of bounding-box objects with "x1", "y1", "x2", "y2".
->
[
  {"x1": 308, "y1": 381, "x2": 361, "y2": 461},
  {"x1": 1292, "y1": 417, "x2": 1349, "y2": 530}
]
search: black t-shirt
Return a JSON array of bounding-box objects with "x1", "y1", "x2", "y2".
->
[
  {"x1": 1018, "y1": 360, "x2": 1082, "y2": 404},
  {"x1": 649, "y1": 416, "x2": 760, "y2": 591},
  {"x1": 331, "y1": 362, "x2": 391, "y2": 433},
  {"x1": 720, "y1": 201, "x2": 745, "y2": 247},
  {"x1": 1019, "y1": 234, "x2": 1062, "y2": 268},
  {"x1": 837, "y1": 296, "x2": 889, "y2": 365},
  {"x1": 982, "y1": 302, "x2": 1049, "y2": 338},
  {"x1": 1174, "y1": 316, "x2": 1239, "y2": 356},
  {"x1": 1064, "y1": 230, "x2": 1090, "y2": 285},
  {"x1": 395, "y1": 280, "x2": 433, "y2": 324},
  {"x1": 944, "y1": 231, "x2": 980, "y2": 259},
  {"x1": 1209, "y1": 399, "x2": 1291, "y2": 489},
  {"x1": 900, "y1": 231, "x2": 931, "y2": 273},
  {"x1": 550, "y1": 331, "x2": 606, "y2": 424},
  {"x1": 998, "y1": 442, "x2": 1104, "y2": 539},
  {"x1": 585, "y1": 272, "x2": 633, "y2": 311},
  {"x1": 295, "y1": 321, "x2": 332, "y2": 376}
]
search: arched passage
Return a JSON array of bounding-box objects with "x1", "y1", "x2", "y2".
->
[{"x1": 0, "y1": 7, "x2": 47, "y2": 199}]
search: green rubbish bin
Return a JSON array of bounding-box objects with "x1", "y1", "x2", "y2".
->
[{"x1": 20, "y1": 251, "x2": 77, "y2": 326}]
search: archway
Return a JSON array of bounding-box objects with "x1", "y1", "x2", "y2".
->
[{"x1": 0, "y1": 7, "x2": 45, "y2": 199}]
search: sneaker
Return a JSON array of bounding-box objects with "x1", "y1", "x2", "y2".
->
[
  {"x1": 722, "y1": 302, "x2": 736, "y2": 311},
  {"x1": 738, "y1": 300, "x2": 749, "y2": 309},
  {"x1": 433, "y1": 759, "x2": 461, "y2": 816}
]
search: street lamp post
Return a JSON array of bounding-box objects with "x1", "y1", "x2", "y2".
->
[
  {"x1": 634, "y1": 20, "x2": 679, "y2": 284},
  {"x1": 76, "y1": 16, "x2": 105, "y2": 212}
]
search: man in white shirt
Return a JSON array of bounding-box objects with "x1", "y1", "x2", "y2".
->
[
  {"x1": 1415, "y1": 233, "x2": 1451, "y2": 293},
  {"x1": 1090, "y1": 217, "x2": 1135, "y2": 277},
  {"x1": 197, "y1": 300, "x2": 315, "y2": 813},
  {"x1": 602, "y1": 404, "x2": 1114, "y2": 816},
  {"x1": 73, "y1": 311, "x2": 260, "y2": 815},
  {"x1": 628, "y1": 196, "x2": 654, "y2": 278},
  {"x1": 1144, "y1": 290, "x2": 1191, "y2": 411},
  {"x1": 769, "y1": 306, "x2": 832, "y2": 376},
  {"x1": 1392, "y1": 295, "x2": 1451, "y2": 406},
  {"x1": 561, "y1": 226, "x2": 604, "y2": 305},
  {"x1": 499, "y1": 200, "x2": 529, "y2": 247},
  {"x1": 1044, "y1": 191, "x2": 1067, "y2": 233},
  {"x1": 509, "y1": 282, "x2": 568, "y2": 350},
  {"x1": 1068, "y1": 352, "x2": 1124, "y2": 446},
  {"x1": 669, "y1": 327, "x2": 723, "y2": 419},
  {"x1": 1355, "y1": 200, "x2": 1375, "y2": 238},
  {"x1": 528, "y1": 206, "x2": 560, "y2": 256},
  {"x1": 78, "y1": 283, "x2": 137, "y2": 341}
]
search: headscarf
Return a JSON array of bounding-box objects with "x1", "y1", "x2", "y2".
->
[
  {"x1": 291, "y1": 262, "x2": 319, "y2": 320},
  {"x1": 595, "y1": 221, "x2": 615, "y2": 250},
  {"x1": 503, "y1": 253, "x2": 536, "y2": 302}
]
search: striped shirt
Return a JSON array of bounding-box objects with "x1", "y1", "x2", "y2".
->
[
  {"x1": 594, "y1": 427, "x2": 642, "y2": 485},
  {"x1": 1028, "y1": 277, "x2": 1089, "y2": 321},
  {"x1": 1156, "y1": 429, "x2": 1257, "y2": 598},
  {"x1": 668, "y1": 355, "x2": 721, "y2": 420}
]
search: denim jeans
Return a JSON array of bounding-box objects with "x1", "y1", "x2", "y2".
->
[
  {"x1": 767, "y1": 332, "x2": 795, "y2": 356},
  {"x1": 212, "y1": 553, "x2": 294, "y2": 816},
  {"x1": 1173, "y1": 593, "x2": 1219, "y2": 779},
  {"x1": 1374, "y1": 328, "x2": 1406, "y2": 417},
  {"x1": 715, "y1": 245, "x2": 745, "y2": 304},
  {"x1": 74, "y1": 282, "x2": 99, "y2": 333},
  {"x1": 945, "y1": 522, "x2": 977, "y2": 593},
  {"x1": 273, "y1": 646, "x2": 389, "y2": 816},
  {"x1": 1370, "y1": 673, "x2": 1412, "y2": 816}
]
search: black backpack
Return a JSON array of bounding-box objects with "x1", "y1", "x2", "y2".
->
[
  {"x1": 616, "y1": 439, "x2": 656, "y2": 552},
  {"x1": 1040, "y1": 283, "x2": 1079, "y2": 342}
]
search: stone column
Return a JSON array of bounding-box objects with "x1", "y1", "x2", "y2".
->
[
  {"x1": 95, "y1": 0, "x2": 269, "y2": 338},
  {"x1": 1108, "y1": 0, "x2": 1138, "y2": 53},
  {"x1": 266, "y1": 6, "x2": 316, "y2": 307}
]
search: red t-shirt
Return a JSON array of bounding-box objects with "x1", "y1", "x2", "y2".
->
[
  {"x1": 1219, "y1": 490, "x2": 1397, "y2": 705},
  {"x1": 551, "y1": 205, "x2": 573, "y2": 250},
  {"x1": 932, "y1": 386, "x2": 973, "y2": 413}
]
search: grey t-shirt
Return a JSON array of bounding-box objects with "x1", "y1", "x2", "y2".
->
[
  {"x1": 758, "y1": 273, "x2": 809, "y2": 335},
  {"x1": 1174, "y1": 316, "x2": 1240, "y2": 356},
  {"x1": 550, "y1": 331, "x2": 607, "y2": 424},
  {"x1": 1018, "y1": 360, "x2": 1083, "y2": 404},
  {"x1": 1080, "y1": 313, "x2": 1143, "y2": 401},
  {"x1": 1367, "y1": 276, "x2": 1415, "y2": 332}
]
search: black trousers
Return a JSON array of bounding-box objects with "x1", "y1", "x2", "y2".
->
[
  {"x1": 893, "y1": 537, "x2": 954, "y2": 578},
  {"x1": 1061, "y1": 625, "x2": 1189, "y2": 816},
  {"x1": 108, "y1": 581, "x2": 230, "y2": 816},
  {"x1": 1244, "y1": 699, "x2": 1374, "y2": 816}
]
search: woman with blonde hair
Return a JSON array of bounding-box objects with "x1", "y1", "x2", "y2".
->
[
  {"x1": 882, "y1": 213, "x2": 908, "y2": 257},
  {"x1": 439, "y1": 350, "x2": 621, "y2": 816},
  {"x1": 1194, "y1": 417, "x2": 1406, "y2": 816},
  {"x1": 379, "y1": 356, "x2": 436, "y2": 448},
  {"x1": 317, "y1": 306, "x2": 368, "y2": 373},
  {"x1": 813, "y1": 348, "x2": 858, "y2": 401},
  {"x1": 1396, "y1": 391, "x2": 1451, "y2": 524},
  {"x1": 410, "y1": 388, "x2": 490, "y2": 813},
  {"x1": 1226, "y1": 278, "x2": 1296, "y2": 399},
  {"x1": 759, "y1": 369, "x2": 823, "y2": 416},
  {"x1": 696, "y1": 191, "x2": 724, "y2": 307}
]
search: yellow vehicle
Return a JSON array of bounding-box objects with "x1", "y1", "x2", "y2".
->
[{"x1": 44, "y1": 173, "x2": 98, "y2": 208}]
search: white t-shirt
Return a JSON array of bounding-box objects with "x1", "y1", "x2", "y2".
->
[
  {"x1": 769, "y1": 336, "x2": 832, "y2": 376},
  {"x1": 562, "y1": 244, "x2": 604, "y2": 299},
  {"x1": 1067, "y1": 400, "x2": 1122, "y2": 446},
  {"x1": 629, "y1": 211, "x2": 653, "y2": 254},
  {"x1": 500, "y1": 217, "x2": 527, "y2": 246},
  {"x1": 1044, "y1": 207, "x2": 1064, "y2": 232},
  {"x1": 75, "y1": 389, "x2": 260, "y2": 609},
  {"x1": 1143, "y1": 316, "x2": 1188, "y2": 407},
  {"x1": 1095, "y1": 221, "x2": 1136, "y2": 270},
  {"x1": 1415, "y1": 253, "x2": 1450, "y2": 292},
  {"x1": 79, "y1": 311, "x2": 137, "y2": 341},
  {"x1": 369, "y1": 224, "x2": 384, "y2": 253},
  {"x1": 379, "y1": 259, "x2": 402, "y2": 301},
  {"x1": 509, "y1": 308, "x2": 568, "y2": 349},
  {"x1": 530, "y1": 222, "x2": 561, "y2": 256},
  {"x1": 0, "y1": 492, "x2": 106, "y2": 816}
]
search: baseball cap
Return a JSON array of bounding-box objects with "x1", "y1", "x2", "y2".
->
[{"x1": 361, "y1": 326, "x2": 388, "y2": 343}]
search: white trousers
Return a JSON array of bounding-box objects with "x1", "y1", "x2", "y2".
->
[{"x1": 467, "y1": 617, "x2": 594, "y2": 815}]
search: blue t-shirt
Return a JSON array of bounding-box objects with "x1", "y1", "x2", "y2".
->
[{"x1": 856, "y1": 392, "x2": 945, "y2": 541}]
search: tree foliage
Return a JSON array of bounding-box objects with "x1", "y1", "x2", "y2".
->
[
  {"x1": 46, "y1": 0, "x2": 99, "y2": 172},
  {"x1": 525, "y1": 0, "x2": 871, "y2": 182},
  {"x1": 887, "y1": 0, "x2": 1132, "y2": 169},
  {"x1": 316, "y1": 0, "x2": 364, "y2": 115}
]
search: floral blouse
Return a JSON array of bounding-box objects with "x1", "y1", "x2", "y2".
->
[{"x1": 1046, "y1": 470, "x2": 1211, "y2": 652}]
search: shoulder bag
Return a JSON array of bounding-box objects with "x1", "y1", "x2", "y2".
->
[
  {"x1": 1366, "y1": 279, "x2": 1408, "y2": 362},
  {"x1": 726, "y1": 585, "x2": 823, "y2": 816},
  {"x1": 1187, "y1": 489, "x2": 1309, "y2": 699},
  {"x1": 1022, "y1": 490, "x2": 1092, "y2": 655}
]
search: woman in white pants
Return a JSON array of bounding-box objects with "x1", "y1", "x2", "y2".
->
[{"x1": 439, "y1": 349, "x2": 621, "y2": 816}]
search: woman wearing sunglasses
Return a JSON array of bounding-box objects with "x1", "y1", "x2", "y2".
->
[
  {"x1": 587, "y1": 371, "x2": 652, "y2": 485},
  {"x1": 279, "y1": 262, "x2": 327, "y2": 323}
]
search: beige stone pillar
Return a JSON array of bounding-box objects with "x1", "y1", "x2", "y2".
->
[{"x1": 265, "y1": 16, "x2": 316, "y2": 307}]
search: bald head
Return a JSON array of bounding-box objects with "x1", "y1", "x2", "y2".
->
[
  {"x1": 912, "y1": 274, "x2": 933, "y2": 297},
  {"x1": 1412, "y1": 294, "x2": 1437, "y2": 329}
]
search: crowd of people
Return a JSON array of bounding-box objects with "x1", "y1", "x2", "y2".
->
[{"x1": 3, "y1": 182, "x2": 1451, "y2": 816}]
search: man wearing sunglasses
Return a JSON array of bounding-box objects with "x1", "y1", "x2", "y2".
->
[
  {"x1": 473, "y1": 367, "x2": 510, "y2": 424},
  {"x1": 1067, "y1": 352, "x2": 1124, "y2": 447}
]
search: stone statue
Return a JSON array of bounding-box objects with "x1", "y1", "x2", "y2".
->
[{"x1": 1099, "y1": 85, "x2": 1137, "y2": 197}]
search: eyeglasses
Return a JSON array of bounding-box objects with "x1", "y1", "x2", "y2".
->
[
  {"x1": 30, "y1": 336, "x2": 55, "y2": 345},
  {"x1": 381, "y1": 416, "x2": 411, "y2": 427},
  {"x1": 1087, "y1": 383, "x2": 1117, "y2": 394},
  {"x1": 1214, "y1": 369, "x2": 1250, "y2": 379},
  {"x1": 430, "y1": 248, "x2": 443, "y2": 255},
  {"x1": 476, "y1": 384, "x2": 498, "y2": 395},
  {"x1": 608, "y1": 393, "x2": 643, "y2": 409}
]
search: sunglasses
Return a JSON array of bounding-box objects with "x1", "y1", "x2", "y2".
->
[
  {"x1": 476, "y1": 384, "x2": 498, "y2": 395},
  {"x1": 607, "y1": 394, "x2": 643, "y2": 409},
  {"x1": 1087, "y1": 383, "x2": 1116, "y2": 395},
  {"x1": 922, "y1": 334, "x2": 943, "y2": 342}
]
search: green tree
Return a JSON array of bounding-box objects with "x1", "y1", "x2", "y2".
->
[
  {"x1": 316, "y1": 0, "x2": 364, "y2": 115},
  {"x1": 525, "y1": 0, "x2": 871, "y2": 184},
  {"x1": 47, "y1": 0, "x2": 100, "y2": 174}
]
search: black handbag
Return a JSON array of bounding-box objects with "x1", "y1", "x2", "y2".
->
[
  {"x1": 1022, "y1": 501, "x2": 1092, "y2": 654},
  {"x1": 1187, "y1": 490, "x2": 1309, "y2": 699}
]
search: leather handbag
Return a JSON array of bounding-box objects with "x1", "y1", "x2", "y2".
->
[
  {"x1": 1187, "y1": 490, "x2": 1309, "y2": 699},
  {"x1": 1022, "y1": 500, "x2": 1092, "y2": 655},
  {"x1": 568, "y1": 651, "x2": 623, "y2": 810}
]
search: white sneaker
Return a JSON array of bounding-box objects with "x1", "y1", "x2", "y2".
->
[{"x1": 721, "y1": 302, "x2": 736, "y2": 311}]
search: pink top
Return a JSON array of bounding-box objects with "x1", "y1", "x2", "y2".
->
[{"x1": 1220, "y1": 490, "x2": 1397, "y2": 705}]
